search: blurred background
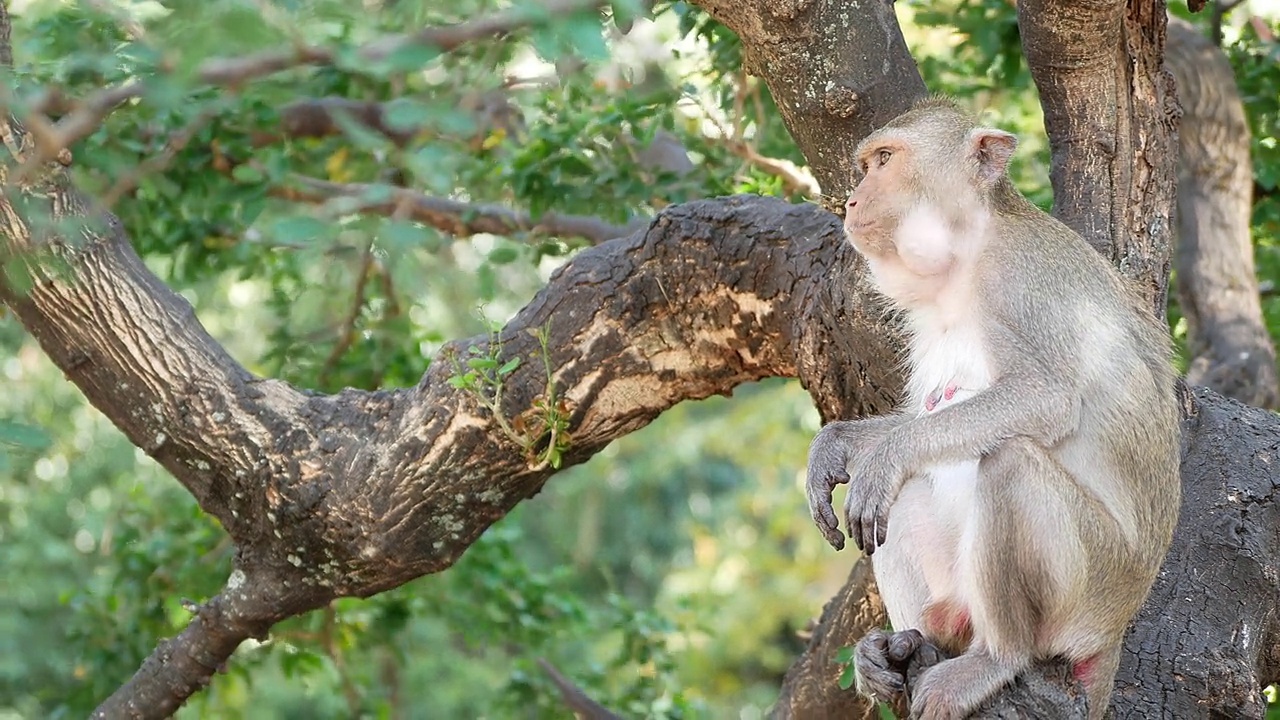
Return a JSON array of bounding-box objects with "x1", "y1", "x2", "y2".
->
[{"x1": 0, "y1": 0, "x2": 1277, "y2": 717}]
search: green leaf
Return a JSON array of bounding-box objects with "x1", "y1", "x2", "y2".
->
[
  {"x1": 498, "y1": 358, "x2": 521, "y2": 375},
  {"x1": 231, "y1": 164, "x2": 265, "y2": 184},
  {"x1": 380, "y1": 220, "x2": 430, "y2": 249},
  {"x1": 382, "y1": 99, "x2": 432, "y2": 133},
  {"x1": 833, "y1": 646, "x2": 855, "y2": 664},
  {"x1": 837, "y1": 664, "x2": 855, "y2": 690},
  {"x1": 378, "y1": 43, "x2": 443, "y2": 74},
  {"x1": 268, "y1": 216, "x2": 330, "y2": 244},
  {"x1": 0, "y1": 420, "x2": 51, "y2": 450},
  {"x1": 564, "y1": 16, "x2": 609, "y2": 62},
  {"x1": 488, "y1": 246, "x2": 520, "y2": 265}
]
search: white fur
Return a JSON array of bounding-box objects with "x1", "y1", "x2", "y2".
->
[
  {"x1": 863, "y1": 203, "x2": 989, "y2": 310},
  {"x1": 894, "y1": 205, "x2": 955, "y2": 276},
  {"x1": 865, "y1": 202, "x2": 998, "y2": 640}
]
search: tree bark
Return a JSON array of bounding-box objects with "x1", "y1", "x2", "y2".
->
[
  {"x1": 1017, "y1": 0, "x2": 1179, "y2": 313},
  {"x1": 690, "y1": 0, "x2": 928, "y2": 210},
  {"x1": 1166, "y1": 17, "x2": 1280, "y2": 409},
  {"x1": 0, "y1": 0, "x2": 1274, "y2": 718},
  {"x1": 0, "y1": 117, "x2": 894, "y2": 711}
]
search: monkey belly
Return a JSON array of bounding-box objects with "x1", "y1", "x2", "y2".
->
[{"x1": 871, "y1": 461, "x2": 979, "y2": 635}]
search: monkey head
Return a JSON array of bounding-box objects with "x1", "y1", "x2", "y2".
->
[{"x1": 842, "y1": 98, "x2": 1019, "y2": 276}]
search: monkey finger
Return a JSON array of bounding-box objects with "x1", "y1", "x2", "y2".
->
[
  {"x1": 886, "y1": 629, "x2": 925, "y2": 664},
  {"x1": 859, "y1": 510, "x2": 883, "y2": 556},
  {"x1": 809, "y1": 500, "x2": 846, "y2": 550},
  {"x1": 874, "y1": 505, "x2": 890, "y2": 548},
  {"x1": 821, "y1": 524, "x2": 846, "y2": 551},
  {"x1": 807, "y1": 482, "x2": 841, "y2": 528},
  {"x1": 807, "y1": 480, "x2": 847, "y2": 550}
]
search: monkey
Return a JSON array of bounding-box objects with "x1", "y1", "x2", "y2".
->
[{"x1": 804, "y1": 97, "x2": 1181, "y2": 720}]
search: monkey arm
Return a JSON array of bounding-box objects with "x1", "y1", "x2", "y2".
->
[
  {"x1": 845, "y1": 364, "x2": 1082, "y2": 553},
  {"x1": 890, "y1": 365, "x2": 1081, "y2": 471}
]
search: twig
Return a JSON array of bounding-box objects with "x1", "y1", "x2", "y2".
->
[
  {"x1": 281, "y1": 176, "x2": 645, "y2": 245},
  {"x1": 7, "y1": 0, "x2": 609, "y2": 185},
  {"x1": 1211, "y1": 0, "x2": 1249, "y2": 45},
  {"x1": 317, "y1": 240, "x2": 376, "y2": 388},
  {"x1": 322, "y1": 605, "x2": 363, "y2": 716},
  {"x1": 100, "y1": 105, "x2": 222, "y2": 208},
  {"x1": 536, "y1": 658, "x2": 622, "y2": 720},
  {"x1": 689, "y1": 91, "x2": 819, "y2": 196}
]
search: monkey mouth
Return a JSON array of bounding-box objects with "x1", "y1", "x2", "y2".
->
[{"x1": 843, "y1": 219, "x2": 880, "y2": 239}]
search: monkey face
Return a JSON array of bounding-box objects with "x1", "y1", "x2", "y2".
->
[{"x1": 843, "y1": 136, "x2": 913, "y2": 257}]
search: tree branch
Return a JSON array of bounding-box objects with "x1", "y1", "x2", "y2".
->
[
  {"x1": 89, "y1": 574, "x2": 302, "y2": 719},
  {"x1": 15, "y1": 0, "x2": 609, "y2": 174},
  {"x1": 1166, "y1": 17, "x2": 1279, "y2": 408},
  {"x1": 687, "y1": 0, "x2": 926, "y2": 206},
  {"x1": 537, "y1": 659, "x2": 623, "y2": 720},
  {"x1": 278, "y1": 176, "x2": 644, "y2": 245},
  {"x1": 0, "y1": 95, "x2": 898, "y2": 711}
]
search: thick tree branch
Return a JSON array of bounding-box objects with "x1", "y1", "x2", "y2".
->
[
  {"x1": 90, "y1": 573, "x2": 305, "y2": 718},
  {"x1": 2, "y1": 1, "x2": 1266, "y2": 717},
  {"x1": 0, "y1": 104, "x2": 897, "y2": 711},
  {"x1": 688, "y1": 0, "x2": 927, "y2": 206}
]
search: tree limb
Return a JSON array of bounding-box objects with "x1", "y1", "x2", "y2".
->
[
  {"x1": 1017, "y1": 0, "x2": 1180, "y2": 313},
  {"x1": 688, "y1": 0, "x2": 927, "y2": 205},
  {"x1": 537, "y1": 658, "x2": 623, "y2": 720},
  {"x1": 16, "y1": 0, "x2": 610, "y2": 173},
  {"x1": 0, "y1": 95, "x2": 896, "y2": 711},
  {"x1": 278, "y1": 176, "x2": 644, "y2": 245}
]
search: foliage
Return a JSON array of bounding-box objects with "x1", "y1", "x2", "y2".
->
[
  {"x1": 447, "y1": 324, "x2": 572, "y2": 470},
  {"x1": 1, "y1": 0, "x2": 1279, "y2": 718}
]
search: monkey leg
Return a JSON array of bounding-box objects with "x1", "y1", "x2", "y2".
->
[
  {"x1": 911, "y1": 437, "x2": 1106, "y2": 720},
  {"x1": 856, "y1": 478, "x2": 937, "y2": 709},
  {"x1": 1073, "y1": 643, "x2": 1122, "y2": 720}
]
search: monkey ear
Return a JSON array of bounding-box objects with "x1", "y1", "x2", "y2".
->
[{"x1": 968, "y1": 128, "x2": 1018, "y2": 185}]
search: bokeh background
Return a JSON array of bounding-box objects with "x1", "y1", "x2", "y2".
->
[{"x1": 1, "y1": 0, "x2": 1278, "y2": 717}]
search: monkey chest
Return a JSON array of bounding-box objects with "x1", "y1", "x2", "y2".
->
[{"x1": 905, "y1": 323, "x2": 993, "y2": 414}]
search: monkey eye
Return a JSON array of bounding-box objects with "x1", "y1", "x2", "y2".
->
[{"x1": 876, "y1": 149, "x2": 892, "y2": 166}]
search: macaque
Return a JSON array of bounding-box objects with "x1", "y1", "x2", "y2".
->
[{"x1": 805, "y1": 97, "x2": 1181, "y2": 720}]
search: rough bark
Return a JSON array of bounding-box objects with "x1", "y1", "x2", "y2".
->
[
  {"x1": 1018, "y1": 0, "x2": 1179, "y2": 315},
  {"x1": 1166, "y1": 17, "x2": 1280, "y2": 409},
  {"x1": 1111, "y1": 384, "x2": 1280, "y2": 718},
  {"x1": 691, "y1": 0, "x2": 929, "y2": 209},
  {"x1": 0, "y1": 0, "x2": 1274, "y2": 718},
  {"x1": 0, "y1": 112, "x2": 893, "y2": 711}
]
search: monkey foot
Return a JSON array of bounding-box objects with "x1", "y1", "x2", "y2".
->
[{"x1": 924, "y1": 383, "x2": 959, "y2": 412}]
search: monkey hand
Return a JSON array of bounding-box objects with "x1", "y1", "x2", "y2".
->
[
  {"x1": 844, "y1": 440, "x2": 910, "y2": 554},
  {"x1": 805, "y1": 426, "x2": 854, "y2": 550}
]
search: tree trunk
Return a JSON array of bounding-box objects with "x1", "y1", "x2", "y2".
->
[
  {"x1": 1166, "y1": 16, "x2": 1280, "y2": 409},
  {"x1": 0, "y1": 0, "x2": 1275, "y2": 718}
]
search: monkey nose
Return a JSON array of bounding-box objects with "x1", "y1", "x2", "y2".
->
[{"x1": 846, "y1": 198, "x2": 857, "y2": 209}]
